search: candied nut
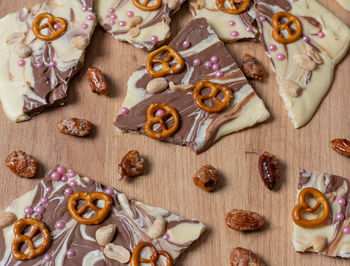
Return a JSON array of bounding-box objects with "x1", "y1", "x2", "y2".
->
[
  {"x1": 0, "y1": 212, "x2": 17, "y2": 229},
  {"x1": 86, "y1": 67, "x2": 108, "y2": 95},
  {"x1": 127, "y1": 26, "x2": 140, "y2": 38},
  {"x1": 146, "y1": 78, "x2": 168, "y2": 94},
  {"x1": 306, "y1": 47, "x2": 323, "y2": 65},
  {"x1": 225, "y1": 209, "x2": 264, "y2": 232},
  {"x1": 6, "y1": 32, "x2": 25, "y2": 45},
  {"x1": 104, "y1": 243, "x2": 131, "y2": 263},
  {"x1": 5, "y1": 150, "x2": 37, "y2": 178},
  {"x1": 15, "y1": 44, "x2": 32, "y2": 58},
  {"x1": 72, "y1": 35, "x2": 89, "y2": 50},
  {"x1": 241, "y1": 54, "x2": 265, "y2": 80},
  {"x1": 193, "y1": 165, "x2": 219, "y2": 192},
  {"x1": 312, "y1": 237, "x2": 327, "y2": 253},
  {"x1": 169, "y1": 82, "x2": 194, "y2": 92},
  {"x1": 147, "y1": 217, "x2": 167, "y2": 239},
  {"x1": 118, "y1": 150, "x2": 145, "y2": 180},
  {"x1": 57, "y1": 118, "x2": 92, "y2": 137},
  {"x1": 295, "y1": 54, "x2": 317, "y2": 71},
  {"x1": 230, "y1": 247, "x2": 264, "y2": 266},
  {"x1": 330, "y1": 139, "x2": 350, "y2": 157},
  {"x1": 190, "y1": 0, "x2": 205, "y2": 9},
  {"x1": 128, "y1": 16, "x2": 143, "y2": 29},
  {"x1": 95, "y1": 224, "x2": 117, "y2": 246},
  {"x1": 258, "y1": 151, "x2": 280, "y2": 190},
  {"x1": 282, "y1": 80, "x2": 302, "y2": 97}
]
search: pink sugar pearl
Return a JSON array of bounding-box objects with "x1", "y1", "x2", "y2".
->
[
  {"x1": 56, "y1": 166, "x2": 66, "y2": 175},
  {"x1": 40, "y1": 196, "x2": 49, "y2": 205},
  {"x1": 119, "y1": 21, "x2": 126, "y2": 27},
  {"x1": 109, "y1": 20, "x2": 116, "y2": 25},
  {"x1": 49, "y1": 61, "x2": 57, "y2": 68},
  {"x1": 61, "y1": 175, "x2": 68, "y2": 182},
  {"x1": 82, "y1": 23, "x2": 89, "y2": 30},
  {"x1": 246, "y1": 26, "x2": 253, "y2": 32},
  {"x1": 35, "y1": 61, "x2": 44, "y2": 68},
  {"x1": 120, "y1": 107, "x2": 129, "y2": 114},
  {"x1": 336, "y1": 213, "x2": 345, "y2": 221},
  {"x1": 150, "y1": 35, "x2": 158, "y2": 43},
  {"x1": 302, "y1": 35, "x2": 310, "y2": 42},
  {"x1": 51, "y1": 171, "x2": 61, "y2": 181},
  {"x1": 212, "y1": 63, "x2": 221, "y2": 71},
  {"x1": 68, "y1": 171, "x2": 76, "y2": 178},
  {"x1": 155, "y1": 109, "x2": 165, "y2": 117},
  {"x1": 44, "y1": 254, "x2": 52, "y2": 262},
  {"x1": 182, "y1": 40, "x2": 191, "y2": 48},
  {"x1": 45, "y1": 186, "x2": 53, "y2": 193},
  {"x1": 87, "y1": 15, "x2": 95, "y2": 21},
  {"x1": 163, "y1": 233, "x2": 170, "y2": 240},
  {"x1": 268, "y1": 44, "x2": 277, "y2": 52},
  {"x1": 228, "y1": 20, "x2": 235, "y2": 26},
  {"x1": 231, "y1": 31, "x2": 239, "y2": 37},
  {"x1": 277, "y1": 53, "x2": 285, "y2": 61},
  {"x1": 210, "y1": 56, "x2": 219, "y2": 64},
  {"x1": 127, "y1": 11, "x2": 134, "y2": 18},
  {"x1": 69, "y1": 180, "x2": 77, "y2": 187},
  {"x1": 18, "y1": 60, "x2": 26, "y2": 67},
  {"x1": 215, "y1": 70, "x2": 224, "y2": 78},
  {"x1": 110, "y1": 14, "x2": 117, "y2": 20},
  {"x1": 342, "y1": 226, "x2": 350, "y2": 234},
  {"x1": 24, "y1": 206, "x2": 33, "y2": 215},
  {"x1": 53, "y1": 23, "x2": 61, "y2": 31},
  {"x1": 67, "y1": 249, "x2": 76, "y2": 258},
  {"x1": 34, "y1": 206, "x2": 45, "y2": 215},
  {"x1": 64, "y1": 187, "x2": 73, "y2": 196},
  {"x1": 337, "y1": 198, "x2": 346, "y2": 206},
  {"x1": 105, "y1": 187, "x2": 114, "y2": 195},
  {"x1": 55, "y1": 220, "x2": 66, "y2": 230},
  {"x1": 259, "y1": 16, "x2": 266, "y2": 22},
  {"x1": 318, "y1": 32, "x2": 325, "y2": 38},
  {"x1": 204, "y1": 61, "x2": 212, "y2": 69},
  {"x1": 193, "y1": 58, "x2": 202, "y2": 66},
  {"x1": 108, "y1": 8, "x2": 115, "y2": 13},
  {"x1": 81, "y1": 6, "x2": 88, "y2": 12}
]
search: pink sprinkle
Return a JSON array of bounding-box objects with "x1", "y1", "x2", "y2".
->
[
  {"x1": 56, "y1": 166, "x2": 66, "y2": 175},
  {"x1": 277, "y1": 53, "x2": 285, "y2": 61},
  {"x1": 81, "y1": 6, "x2": 88, "y2": 12},
  {"x1": 120, "y1": 107, "x2": 129, "y2": 114},
  {"x1": 155, "y1": 109, "x2": 165, "y2": 117},
  {"x1": 318, "y1": 32, "x2": 325, "y2": 38},
  {"x1": 51, "y1": 171, "x2": 61, "y2": 181},
  {"x1": 342, "y1": 226, "x2": 350, "y2": 234},
  {"x1": 53, "y1": 23, "x2": 61, "y2": 31},
  {"x1": 64, "y1": 187, "x2": 73, "y2": 196},
  {"x1": 268, "y1": 44, "x2": 277, "y2": 52},
  {"x1": 40, "y1": 197, "x2": 49, "y2": 205},
  {"x1": 44, "y1": 254, "x2": 52, "y2": 262},
  {"x1": 127, "y1": 11, "x2": 134, "y2": 18},
  {"x1": 215, "y1": 70, "x2": 224, "y2": 78},
  {"x1": 82, "y1": 23, "x2": 89, "y2": 30},
  {"x1": 228, "y1": 20, "x2": 235, "y2": 26},
  {"x1": 210, "y1": 56, "x2": 219, "y2": 64},
  {"x1": 110, "y1": 14, "x2": 117, "y2": 20},
  {"x1": 337, "y1": 198, "x2": 346, "y2": 206},
  {"x1": 163, "y1": 233, "x2": 170, "y2": 240},
  {"x1": 35, "y1": 61, "x2": 44, "y2": 68},
  {"x1": 87, "y1": 15, "x2": 95, "y2": 21},
  {"x1": 69, "y1": 180, "x2": 77, "y2": 187},
  {"x1": 55, "y1": 220, "x2": 66, "y2": 230},
  {"x1": 212, "y1": 63, "x2": 221, "y2": 71},
  {"x1": 45, "y1": 186, "x2": 53, "y2": 193},
  {"x1": 68, "y1": 171, "x2": 76, "y2": 178},
  {"x1": 24, "y1": 206, "x2": 33, "y2": 215},
  {"x1": 67, "y1": 249, "x2": 76, "y2": 258},
  {"x1": 259, "y1": 16, "x2": 266, "y2": 22},
  {"x1": 150, "y1": 35, "x2": 158, "y2": 43},
  {"x1": 302, "y1": 35, "x2": 310, "y2": 42},
  {"x1": 34, "y1": 206, "x2": 45, "y2": 215},
  {"x1": 108, "y1": 8, "x2": 115, "y2": 13},
  {"x1": 105, "y1": 187, "x2": 114, "y2": 195},
  {"x1": 204, "y1": 61, "x2": 213, "y2": 69},
  {"x1": 336, "y1": 213, "x2": 345, "y2": 221},
  {"x1": 119, "y1": 21, "x2": 126, "y2": 27},
  {"x1": 231, "y1": 31, "x2": 239, "y2": 37},
  {"x1": 49, "y1": 61, "x2": 57, "y2": 68},
  {"x1": 109, "y1": 20, "x2": 116, "y2": 25},
  {"x1": 193, "y1": 58, "x2": 202, "y2": 66},
  {"x1": 182, "y1": 40, "x2": 191, "y2": 48},
  {"x1": 61, "y1": 175, "x2": 68, "y2": 182},
  {"x1": 18, "y1": 60, "x2": 26, "y2": 67},
  {"x1": 246, "y1": 26, "x2": 253, "y2": 32}
]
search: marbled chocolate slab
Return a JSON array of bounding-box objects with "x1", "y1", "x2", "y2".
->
[
  {"x1": 293, "y1": 170, "x2": 350, "y2": 259},
  {"x1": 337, "y1": 0, "x2": 350, "y2": 11},
  {"x1": 0, "y1": 0, "x2": 96, "y2": 122},
  {"x1": 114, "y1": 18, "x2": 270, "y2": 154},
  {"x1": 0, "y1": 165, "x2": 206, "y2": 265}
]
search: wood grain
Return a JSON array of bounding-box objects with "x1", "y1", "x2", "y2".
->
[{"x1": 0, "y1": 1, "x2": 349, "y2": 265}]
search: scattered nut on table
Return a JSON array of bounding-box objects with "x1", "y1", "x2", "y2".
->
[
  {"x1": 241, "y1": 53, "x2": 265, "y2": 80},
  {"x1": 86, "y1": 67, "x2": 108, "y2": 95},
  {"x1": 118, "y1": 150, "x2": 145, "y2": 180},
  {"x1": 193, "y1": 165, "x2": 219, "y2": 192},
  {"x1": 0, "y1": 212, "x2": 17, "y2": 229},
  {"x1": 230, "y1": 247, "x2": 264, "y2": 266},
  {"x1": 95, "y1": 224, "x2": 117, "y2": 246},
  {"x1": 5, "y1": 150, "x2": 37, "y2": 178},
  {"x1": 330, "y1": 138, "x2": 350, "y2": 157},
  {"x1": 104, "y1": 243, "x2": 131, "y2": 263},
  {"x1": 258, "y1": 151, "x2": 280, "y2": 190},
  {"x1": 57, "y1": 118, "x2": 92, "y2": 137},
  {"x1": 225, "y1": 209, "x2": 264, "y2": 232},
  {"x1": 147, "y1": 217, "x2": 167, "y2": 239}
]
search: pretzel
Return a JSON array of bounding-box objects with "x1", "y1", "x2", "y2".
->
[
  {"x1": 146, "y1": 46, "x2": 184, "y2": 78},
  {"x1": 193, "y1": 81, "x2": 232, "y2": 113},
  {"x1": 216, "y1": 0, "x2": 251, "y2": 15},
  {"x1": 11, "y1": 217, "x2": 51, "y2": 261},
  {"x1": 32, "y1": 13, "x2": 68, "y2": 42},
  {"x1": 132, "y1": 0, "x2": 162, "y2": 11},
  {"x1": 144, "y1": 103, "x2": 180, "y2": 140},
  {"x1": 292, "y1": 187, "x2": 330, "y2": 228},
  {"x1": 130, "y1": 242, "x2": 173, "y2": 266},
  {"x1": 67, "y1": 191, "x2": 112, "y2": 225},
  {"x1": 272, "y1": 12, "x2": 302, "y2": 44}
]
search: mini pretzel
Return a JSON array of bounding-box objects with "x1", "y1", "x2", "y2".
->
[
  {"x1": 11, "y1": 217, "x2": 51, "y2": 261},
  {"x1": 132, "y1": 0, "x2": 162, "y2": 11},
  {"x1": 193, "y1": 81, "x2": 233, "y2": 113},
  {"x1": 144, "y1": 103, "x2": 180, "y2": 140},
  {"x1": 292, "y1": 187, "x2": 330, "y2": 228},
  {"x1": 130, "y1": 242, "x2": 173, "y2": 266},
  {"x1": 146, "y1": 46, "x2": 184, "y2": 78},
  {"x1": 216, "y1": 0, "x2": 251, "y2": 15},
  {"x1": 67, "y1": 191, "x2": 112, "y2": 225},
  {"x1": 32, "y1": 13, "x2": 68, "y2": 41},
  {"x1": 272, "y1": 12, "x2": 302, "y2": 44}
]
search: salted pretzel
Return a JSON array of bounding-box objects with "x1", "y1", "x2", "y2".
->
[
  {"x1": 292, "y1": 187, "x2": 330, "y2": 228},
  {"x1": 32, "y1": 13, "x2": 68, "y2": 41},
  {"x1": 11, "y1": 217, "x2": 51, "y2": 261},
  {"x1": 272, "y1": 12, "x2": 302, "y2": 44},
  {"x1": 130, "y1": 242, "x2": 173, "y2": 266},
  {"x1": 67, "y1": 191, "x2": 112, "y2": 225},
  {"x1": 193, "y1": 81, "x2": 232, "y2": 113},
  {"x1": 146, "y1": 46, "x2": 184, "y2": 78},
  {"x1": 144, "y1": 103, "x2": 180, "y2": 140},
  {"x1": 132, "y1": 0, "x2": 162, "y2": 11},
  {"x1": 216, "y1": 0, "x2": 251, "y2": 15}
]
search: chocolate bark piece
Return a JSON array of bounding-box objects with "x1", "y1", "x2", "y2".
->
[
  {"x1": 254, "y1": 0, "x2": 350, "y2": 128},
  {"x1": 189, "y1": 0, "x2": 258, "y2": 42},
  {"x1": 114, "y1": 18, "x2": 270, "y2": 153},
  {"x1": 337, "y1": 0, "x2": 350, "y2": 11},
  {"x1": 293, "y1": 170, "x2": 350, "y2": 258},
  {"x1": 0, "y1": 0, "x2": 96, "y2": 122},
  {"x1": 0, "y1": 165, "x2": 206, "y2": 265},
  {"x1": 96, "y1": 0, "x2": 186, "y2": 51}
]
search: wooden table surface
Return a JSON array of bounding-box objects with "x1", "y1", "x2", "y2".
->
[{"x1": 0, "y1": 0, "x2": 349, "y2": 265}]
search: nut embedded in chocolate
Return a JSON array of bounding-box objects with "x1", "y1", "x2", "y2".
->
[
  {"x1": 86, "y1": 67, "x2": 108, "y2": 95},
  {"x1": 230, "y1": 247, "x2": 264, "y2": 266},
  {"x1": 241, "y1": 54, "x2": 265, "y2": 80},
  {"x1": 258, "y1": 151, "x2": 280, "y2": 190},
  {"x1": 193, "y1": 164, "x2": 219, "y2": 192},
  {"x1": 225, "y1": 209, "x2": 264, "y2": 232},
  {"x1": 57, "y1": 118, "x2": 92, "y2": 137},
  {"x1": 118, "y1": 150, "x2": 145, "y2": 180},
  {"x1": 5, "y1": 150, "x2": 37, "y2": 178}
]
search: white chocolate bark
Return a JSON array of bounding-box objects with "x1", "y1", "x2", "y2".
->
[{"x1": 337, "y1": 0, "x2": 350, "y2": 11}]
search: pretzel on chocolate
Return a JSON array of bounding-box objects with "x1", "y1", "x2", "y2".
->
[
  {"x1": 272, "y1": 12, "x2": 302, "y2": 44},
  {"x1": 146, "y1": 46, "x2": 184, "y2": 78},
  {"x1": 292, "y1": 187, "x2": 330, "y2": 228},
  {"x1": 32, "y1": 13, "x2": 68, "y2": 42},
  {"x1": 216, "y1": 0, "x2": 251, "y2": 15},
  {"x1": 193, "y1": 81, "x2": 233, "y2": 113},
  {"x1": 67, "y1": 191, "x2": 112, "y2": 225},
  {"x1": 144, "y1": 103, "x2": 180, "y2": 140},
  {"x1": 132, "y1": 0, "x2": 162, "y2": 11},
  {"x1": 11, "y1": 217, "x2": 51, "y2": 261},
  {"x1": 130, "y1": 242, "x2": 173, "y2": 266}
]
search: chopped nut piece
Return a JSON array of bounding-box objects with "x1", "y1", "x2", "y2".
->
[
  {"x1": 128, "y1": 16, "x2": 143, "y2": 29},
  {"x1": 225, "y1": 209, "x2": 264, "y2": 232},
  {"x1": 295, "y1": 54, "x2": 317, "y2": 71},
  {"x1": 5, "y1": 150, "x2": 37, "y2": 178},
  {"x1": 15, "y1": 44, "x2": 32, "y2": 58},
  {"x1": 241, "y1": 54, "x2": 265, "y2": 80},
  {"x1": 168, "y1": 0, "x2": 180, "y2": 9},
  {"x1": 146, "y1": 78, "x2": 168, "y2": 94},
  {"x1": 6, "y1": 32, "x2": 25, "y2": 45},
  {"x1": 312, "y1": 237, "x2": 327, "y2": 253},
  {"x1": 104, "y1": 243, "x2": 131, "y2": 263},
  {"x1": 169, "y1": 82, "x2": 194, "y2": 92},
  {"x1": 57, "y1": 118, "x2": 92, "y2": 137},
  {"x1": 230, "y1": 247, "x2": 264, "y2": 266},
  {"x1": 118, "y1": 150, "x2": 145, "y2": 180},
  {"x1": 72, "y1": 35, "x2": 89, "y2": 50},
  {"x1": 258, "y1": 151, "x2": 280, "y2": 191},
  {"x1": 95, "y1": 224, "x2": 117, "y2": 246},
  {"x1": 0, "y1": 212, "x2": 17, "y2": 229},
  {"x1": 330, "y1": 139, "x2": 350, "y2": 157},
  {"x1": 282, "y1": 80, "x2": 303, "y2": 97},
  {"x1": 306, "y1": 47, "x2": 323, "y2": 65},
  {"x1": 147, "y1": 217, "x2": 167, "y2": 239},
  {"x1": 86, "y1": 67, "x2": 108, "y2": 95},
  {"x1": 127, "y1": 26, "x2": 140, "y2": 38},
  {"x1": 190, "y1": 0, "x2": 205, "y2": 9},
  {"x1": 193, "y1": 165, "x2": 219, "y2": 192}
]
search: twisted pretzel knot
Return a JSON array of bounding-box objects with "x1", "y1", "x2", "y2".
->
[
  {"x1": 132, "y1": 0, "x2": 162, "y2": 11},
  {"x1": 11, "y1": 217, "x2": 51, "y2": 261},
  {"x1": 32, "y1": 13, "x2": 68, "y2": 41},
  {"x1": 146, "y1": 46, "x2": 184, "y2": 78},
  {"x1": 144, "y1": 103, "x2": 180, "y2": 140},
  {"x1": 292, "y1": 187, "x2": 330, "y2": 228},
  {"x1": 193, "y1": 81, "x2": 233, "y2": 113},
  {"x1": 67, "y1": 191, "x2": 112, "y2": 225},
  {"x1": 130, "y1": 242, "x2": 173, "y2": 266},
  {"x1": 216, "y1": 0, "x2": 251, "y2": 14},
  {"x1": 272, "y1": 12, "x2": 302, "y2": 44}
]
